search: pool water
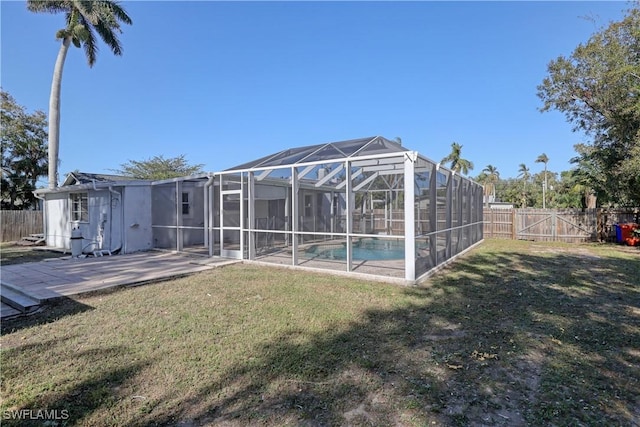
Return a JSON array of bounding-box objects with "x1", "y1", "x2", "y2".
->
[{"x1": 306, "y1": 239, "x2": 405, "y2": 261}]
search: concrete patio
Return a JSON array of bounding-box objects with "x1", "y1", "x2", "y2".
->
[{"x1": 1, "y1": 251, "x2": 239, "y2": 317}]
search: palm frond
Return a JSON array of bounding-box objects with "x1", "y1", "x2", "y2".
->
[
  {"x1": 535, "y1": 153, "x2": 549, "y2": 164},
  {"x1": 441, "y1": 142, "x2": 473, "y2": 174},
  {"x1": 99, "y1": 1, "x2": 132, "y2": 25},
  {"x1": 26, "y1": 0, "x2": 70, "y2": 14},
  {"x1": 77, "y1": 1, "x2": 101, "y2": 25},
  {"x1": 81, "y1": 23, "x2": 99, "y2": 67},
  {"x1": 92, "y1": 20, "x2": 124, "y2": 56},
  {"x1": 29, "y1": 0, "x2": 131, "y2": 66}
]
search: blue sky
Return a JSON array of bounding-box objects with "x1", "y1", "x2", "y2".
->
[{"x1": 0, "y1": 1, "x2": 629, "y2": 183}]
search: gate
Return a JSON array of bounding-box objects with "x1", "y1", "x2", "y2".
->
[
  {"x1": 515, "y1": 209, "x2": 597, "y2": 242},
  {"x1": 484, "y1": 208, "x2": 639, "y2": 243}
]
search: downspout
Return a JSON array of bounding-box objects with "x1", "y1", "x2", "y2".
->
[
  {"x1": 108, "y1": 185, "x2": 123, "y2": 253},
  {"x1": 204, "y1": 175, "x2": 215, "y2": 256},
  {"x1": 92, "y1": 180, "x2": 123, "y2": 254},
  {"x1": 34, "y1": 192, "x2": 47, "y2": 245},
  {"x1": 90, "y1": 180, "x2": 106, "y2": 251}
]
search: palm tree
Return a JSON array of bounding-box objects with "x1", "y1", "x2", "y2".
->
[
  {"x1": 482, "y1": 165, "x2": 500, "y2": 204},
  {"x1": 441, "y1": 142, "x2": 474, "y2": 175},
  {"x1": 535, "y1": 153, "x2": 549, "y2": 208},
  {"x1": 517, "y1": 163, "x2": 530, "y2": 189},
  {"x1": 27, "y1": 1, "x2": 132, "y2": 188},
  {"x1": 474, "y1": 172, "x2": 489, "y2": 207},
  {"x1": 517, "y1": 163, "x2": 531, "y2": 207}
]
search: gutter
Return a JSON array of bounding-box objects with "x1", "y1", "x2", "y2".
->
[
  {"x1": 204, "y1": 174, "x2": 215, "y2": 250},
  {"x1": 108, "y1": 185, "x2": 124, "y2": 254},
  {"x1": 33, "y1": 192, "x2": 47, "y2": 245},
  {"x1": 35, "y1": 179, "x2": 149, "y2": 195}
]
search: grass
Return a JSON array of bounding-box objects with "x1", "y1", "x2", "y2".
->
[
  {"x1": 1, "y1": 239, "x2": 638, "y2": 426},
  {"x1": 0, "y1": 242, "x2": 64, "y2": 266}
]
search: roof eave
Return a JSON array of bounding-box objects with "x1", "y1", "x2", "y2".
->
[{"x1": 34, "y1": 180, "x2": 152, "y2": 195}]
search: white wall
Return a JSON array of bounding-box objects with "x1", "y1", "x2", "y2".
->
[
  {"x1": 255, "y1": 184, "x2": 287, "y2": 201},
  {"x1": 45, "y1": 193, "x2": 71, "y2": 249},
  {"x1": 79, "y1": 190, "x2": 112, "y2": 253},
  {"x1": 43, "y1": 185, "x2": 154, "y2": 254},
  {"x1": 123, "y1": 185, "x2": 153, "y2": 252},
  {"x1": 44, "y1": 190, "x2": 111, "y2": 252}
]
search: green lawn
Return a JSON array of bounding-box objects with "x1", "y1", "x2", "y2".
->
[{"x1": 1, "y1": 240, "x2": 638, "y2": 426}]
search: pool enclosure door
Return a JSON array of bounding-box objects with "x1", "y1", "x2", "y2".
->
[{"x1": 220, "y1": 189, "x2": 243, "y2": 259}]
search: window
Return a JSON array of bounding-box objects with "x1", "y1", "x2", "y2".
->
[
  {"x1": 182, "y1": 192, "x2": 190, "y2": 215},
  {"x1": 70, "y1": 193, "x2": 88, "y2": 222},
  {"x1": 304, "y1": 194, "x2": 313, "y2": 217}
]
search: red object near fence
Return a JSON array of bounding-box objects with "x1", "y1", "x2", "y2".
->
[
  {"x1": 620, "y1": 223, "x2": 639, "y2": 245},
  {"x1": 618, "y1": 222, "x2": 638, "y2": 246}
]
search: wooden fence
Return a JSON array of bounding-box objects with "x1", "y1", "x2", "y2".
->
[
  {"x1": 2, "y1": 208, "x2": 636, "y2": 244},
  {"x1": 484, "y1": 208, "x2": 640, "y2": 243},
  {"x1": 1, "y1": 210, "x2": 43, "y2": 242}
]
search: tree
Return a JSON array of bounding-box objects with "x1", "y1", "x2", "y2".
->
[
  {"x1": 115, "y1": 155, "x2": 204, "y2": 180},
  {"x1": 535, "y1": 153, "x2": 549, "y2": 208},
  {"x1": 567, "y1": 143, "x2": 602, "y2": 207},
  {"x1": 517, "y1": 163, "x2": 531, "y2": 189},
  {"x1": 1, "y1": 90, "x2": 48, "y2": 209},
  {"x1": 27, "y1": 1, "x2": 132, "y2": 189},
  {"x1": 537, "y1": 7, "x2": 640, "y2": 205},
  {"x1": 441, "y1": 142, "x2": 474, "y2": 175},
  {"x1": 531, "y1": 171, "x2": 558, "y2": 208},
  {"x1": 555, "y1": 170, "x2": 593, "y2": 209},
  {"x1": 495, "y1": 178, "x2": 526, "y2": 207},
  {"x1": 517, "y1": 163, "x2": 531, "y2": 207},
  {"x1": 482, "y1": 165, "x2": 500, "y2": 203}
]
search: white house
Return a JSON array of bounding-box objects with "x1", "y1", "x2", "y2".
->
[{"x1": 35, "y1": 172, "x2": 154, "y2": 255}]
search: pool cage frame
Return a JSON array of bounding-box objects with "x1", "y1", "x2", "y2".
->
[{"x1": 149, "y1": 136, "x2": 484, "y2": 283}]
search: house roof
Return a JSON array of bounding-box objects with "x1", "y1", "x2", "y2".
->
[
  {"x1": 35, "y1": 171, "x2": 209, "y2": 195},
  {"x1": 62, "y1": 171, "x2": 132, "y2": 186},
  {"x1": 225, "y1": 136, "x2": 408, "y2": 171}
]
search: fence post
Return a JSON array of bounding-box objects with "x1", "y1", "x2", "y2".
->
[
  {"x1": 489, "y1": 209, "x2": 494, "y2": 238},
  {"x1": 512, "y1": 208, "x2": 516, "y2": 240}
]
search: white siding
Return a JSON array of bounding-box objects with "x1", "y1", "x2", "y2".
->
[
  {"x1": 80, "y1": 190, "x2": 112, "y2": 252},
  {"x1": 123, "y1": 185, "x2": 153, "y2": 252},
  {"x1": 43, "y1": 185, "x2": 154, "y2": 254},
  {"x1": 45, "y1": 193, "x2": 71, "y2": 249}
]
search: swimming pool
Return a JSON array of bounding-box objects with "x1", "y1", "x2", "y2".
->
[{"x1": 306, "y1": 238, "x2": 405, "y2": 261}]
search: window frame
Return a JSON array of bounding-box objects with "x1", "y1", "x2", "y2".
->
[
  {"x1": 70, "y1": 192, "x2": 89, "y2": 223},
  {"x1": 181, "y1": 191, "x2": 192, "y2": 217}
]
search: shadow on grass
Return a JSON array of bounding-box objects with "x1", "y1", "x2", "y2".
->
[
  {"x1": 144, "y1": 247, "x2": 640, "y2": 426},
  {"x1": 0, "y1": 297, "x2": 93, "y2": 336},
  {"x1": 2, "y1": 244, "x2": 637, "y2": 426},
  {"x1": 1, "y1": 343, "x2": 151, "y2": 427}
]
